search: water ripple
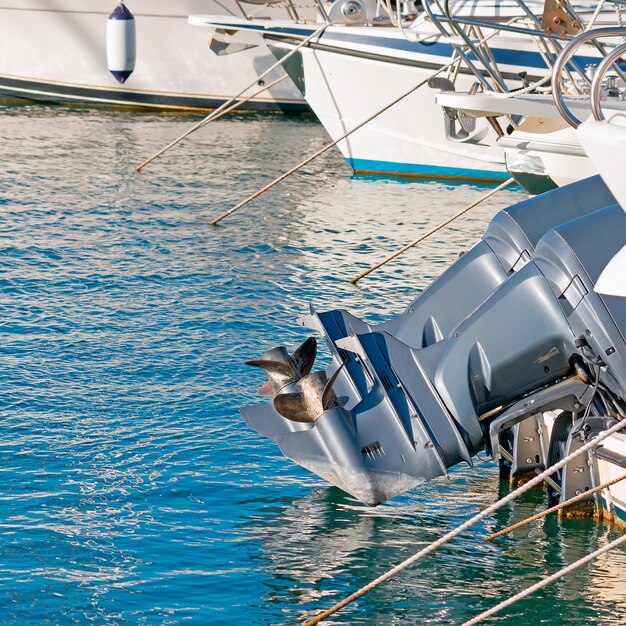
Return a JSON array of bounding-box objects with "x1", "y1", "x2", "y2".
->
[{"x1": 0, "y1": 105, "x2": 623, "y2": 625}]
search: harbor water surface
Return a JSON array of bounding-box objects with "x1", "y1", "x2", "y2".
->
[{"x1": 1, "y1": 106, "x2": 625, "y2": 624}]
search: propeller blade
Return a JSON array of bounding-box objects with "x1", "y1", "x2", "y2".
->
[
  {"x1": 322, "y1": 362, "x2": 345, "y2": 411},
  {"x1": 259, "y1": 345, "x2": 291, "y2": 362},
  {"x1": 244, "y1": 358, "x2": 294, "y2": 379},
  {"x1": 296, "y1": 371, "x2": 329, "y2": 421},
  {"x1": 291, "y1": 337, "x2": 317, "y2": 377},
  {"x1": 246, "y1": 346, "x2": 298, "y2": 395},
  {"x1": 247, "y1": 339, "x2": 319, "y2": 399},
  {"x1": 258, "y1": 380, "x2": 275, "y2": 396},
  {"x1": 273, "y1": 392, "x2": 316, "y2": 423}
]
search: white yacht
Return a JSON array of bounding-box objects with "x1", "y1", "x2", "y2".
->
[
  {"x1": 436, "y1": 25, "x2": 626, "y2": 192},
  {"x1": 191, "y1": 0, "x2": 606, "y2": 181},
  {"x1": 0, "y1": 0, "x2": 311, "y2": 111}
]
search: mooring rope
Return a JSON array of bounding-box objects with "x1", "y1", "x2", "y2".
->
[
  {"x1": 134, "y1": 74, "x2": 288, "y2": 173},
  {"x1": 586, "y1": 0, "x2": 608, "y2": 31},
  {"x1": 302, "y1": 418, "x2": 626, "y2": 626},
  {"x1": 135, "y1": 24, "x2": 328, "y2": 172},
  {"x1": 461, "y1": 533, "x2": 626, "y2": 626},
  {"x1": 348, "y1": 177, "x2": 516, "y2": 285},
  {"x1": 485, "y1": 472, "x2": 626, "y2": 541}
]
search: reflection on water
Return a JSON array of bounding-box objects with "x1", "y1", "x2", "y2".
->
[
  {"x1": 0, "y1": 105, "x2": 624, "y2": 624},
  {"x1": 243, "y1": 469, "x2": 626, "y2": 625}
]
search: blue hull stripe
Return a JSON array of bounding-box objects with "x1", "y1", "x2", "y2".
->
[
  {"x1": 213, "y1": 22, "x2": 601, "y2": 71},
  {"x1": 348, "y1": 157, "x2": 510, "y2": 181}
]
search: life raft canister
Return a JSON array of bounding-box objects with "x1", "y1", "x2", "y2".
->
[{"x1": 106, "y1": 2, "x2": 136, "y2": 84}]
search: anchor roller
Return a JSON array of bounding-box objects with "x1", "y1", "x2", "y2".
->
[{"x1": 107, "y1": 2, "x2": 136, "y2": 84}]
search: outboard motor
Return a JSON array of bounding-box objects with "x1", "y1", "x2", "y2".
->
[{"x1": 243, "y1": 177, "x2": 625, "y2": 505}]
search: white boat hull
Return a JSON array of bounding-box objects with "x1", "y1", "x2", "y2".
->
[
  {"x1": 0, "y1": 1, "x2": 309, "y2": 111},
  {"x1": 434, "y1": 91, "x2": 626, "y2": 191},
  {"x1": 295, "y1": 43, "x2": 508, "y2": 181},
  {"x1": 503, "y1": 125, "x2": 597, "y2": 189},
  {"x1": 244, "y1": 16, "x2": 604, "y2": 181},
  {"x1": 195, "y1": 16, "x2": 577, "y2": 181}
]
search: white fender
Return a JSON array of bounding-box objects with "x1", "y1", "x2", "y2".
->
[{"x1": 107, "y1": 2, "x2": 136, "y2": 84}]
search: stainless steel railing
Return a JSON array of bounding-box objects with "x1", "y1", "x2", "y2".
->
[
  {"x1": 551, "y1": 26, "x2": 626, "y2": 127},
  {"x1": 590, "y1": 40, "x2": 626, "y2": 120}
]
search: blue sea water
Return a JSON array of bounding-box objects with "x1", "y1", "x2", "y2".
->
[{"x1": 0, "y1": 105, "x2": 625, "y2": 625}]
